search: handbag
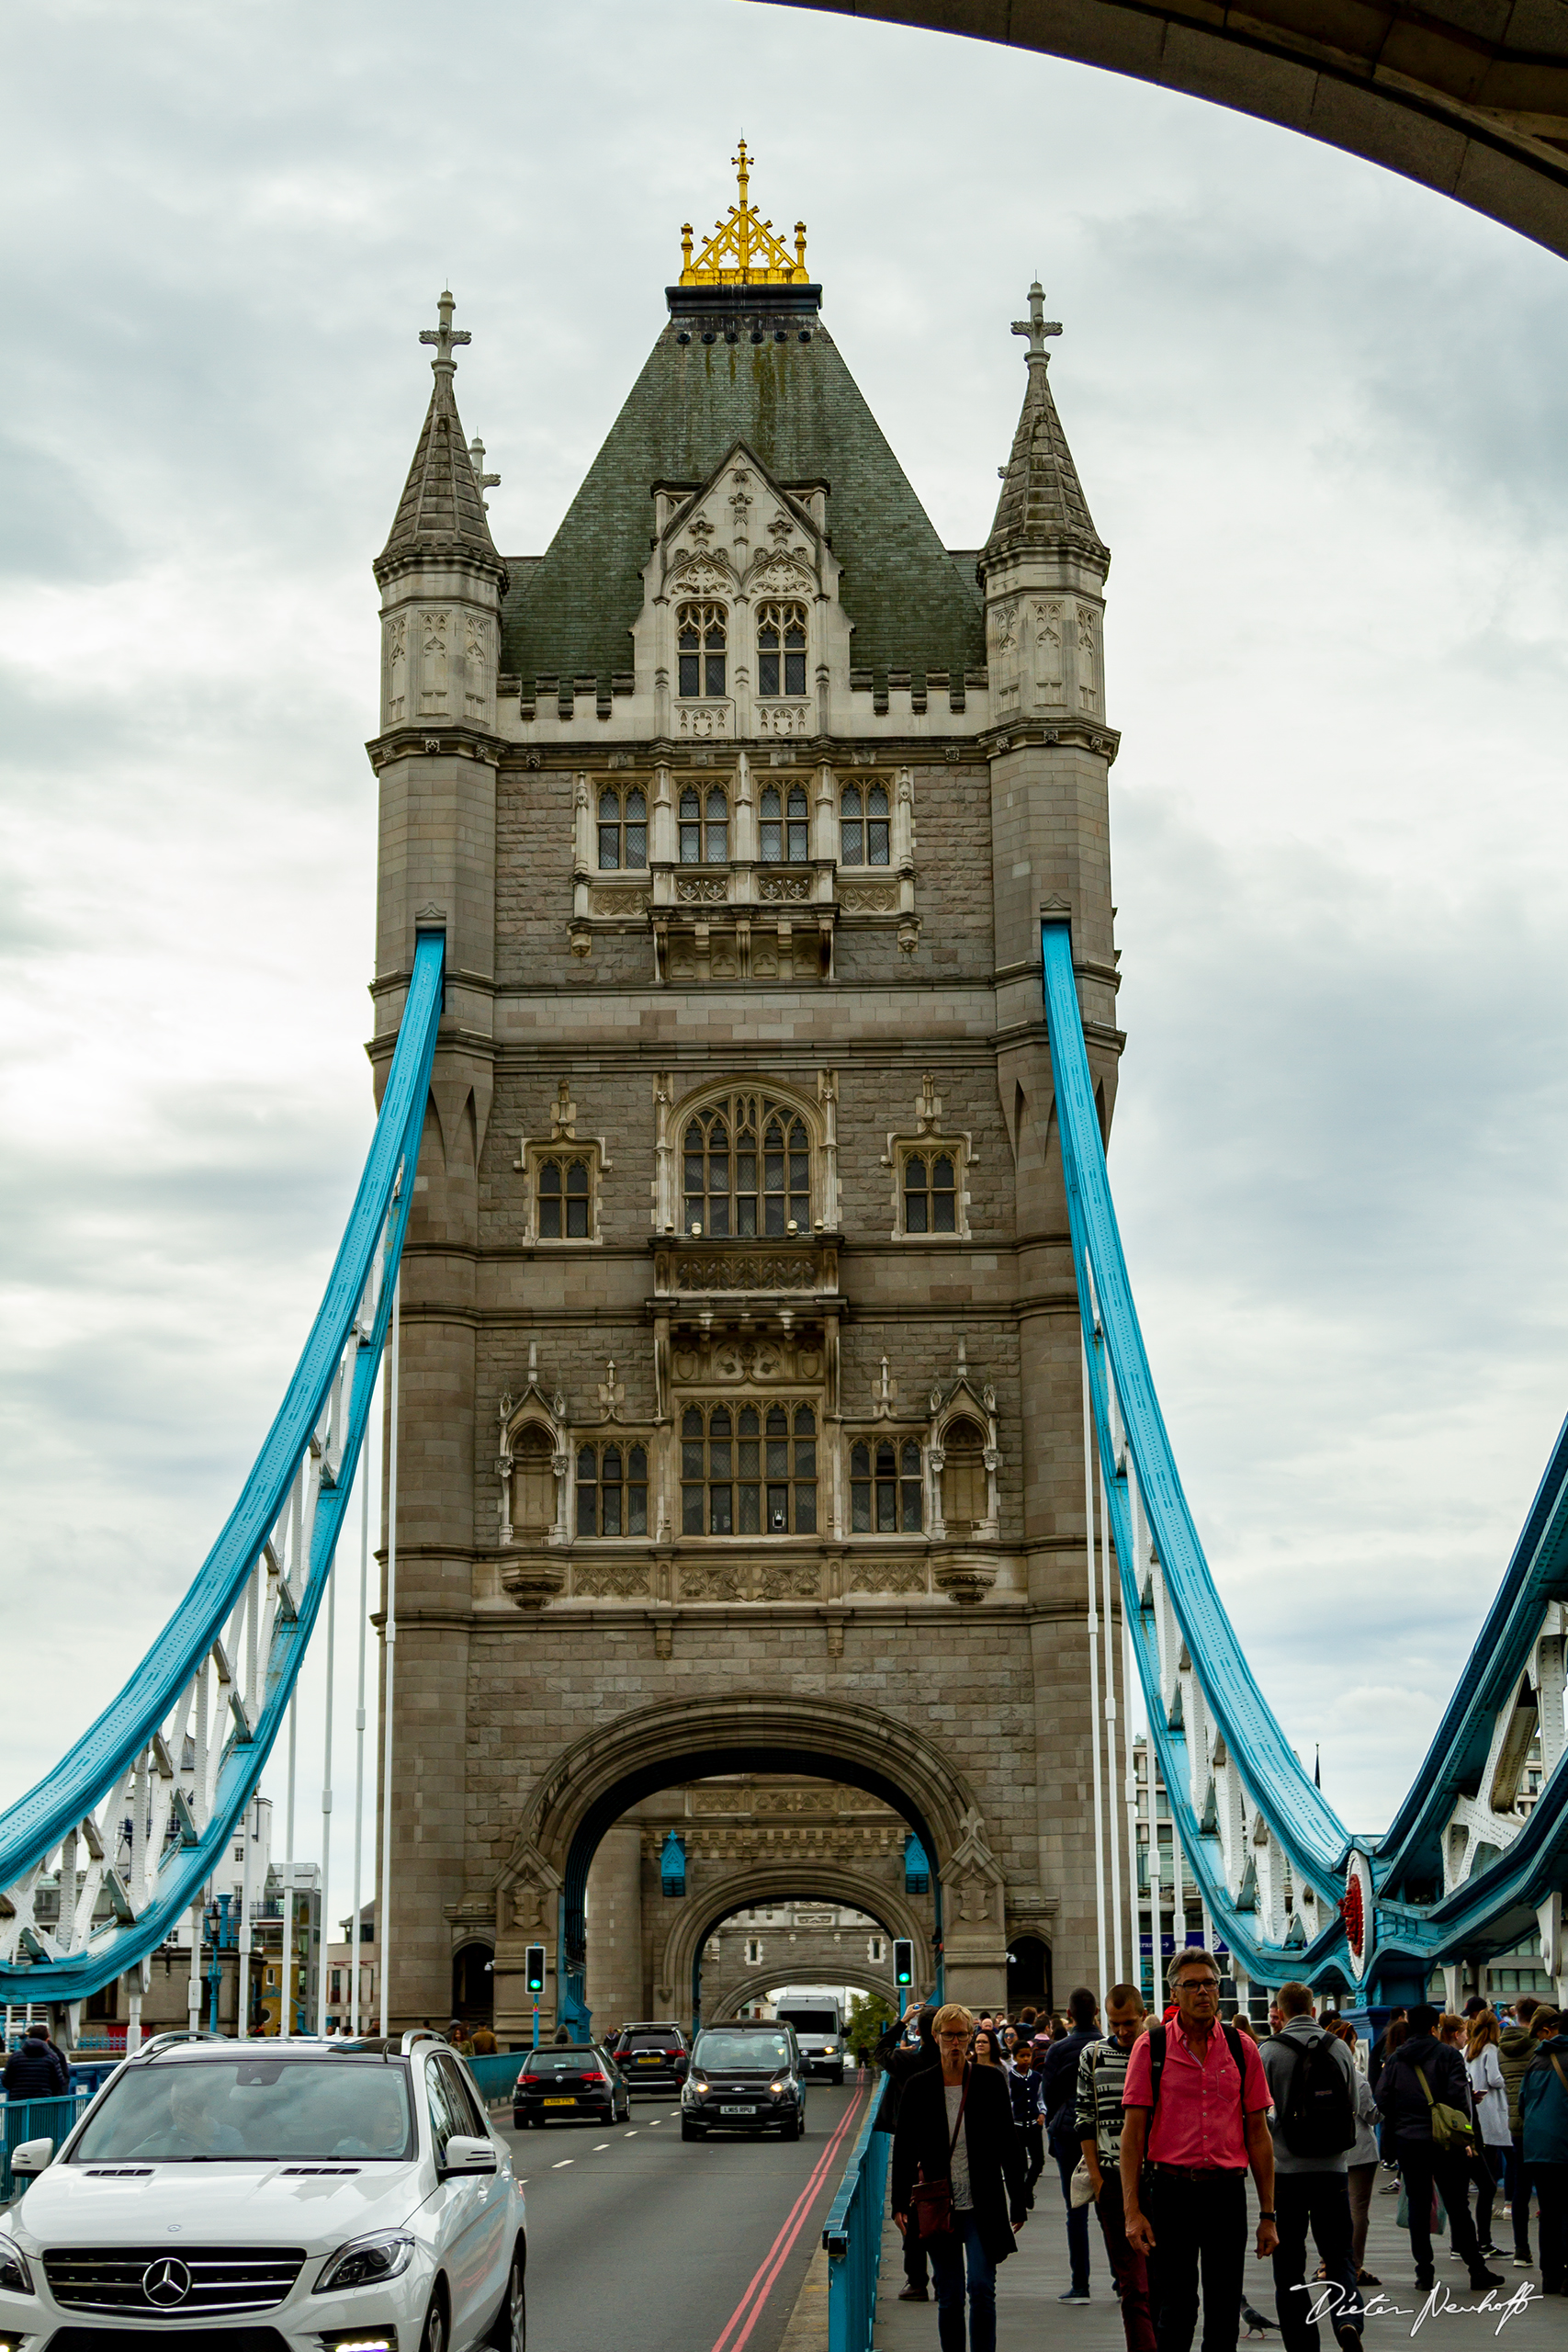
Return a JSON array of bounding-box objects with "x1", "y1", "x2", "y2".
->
[
  {"x1": 1069, "y1": 2156, "x2": 1097, "y2": 2208},
  {"x1": 1414, "y1": 2060, "x2": 1476, "y2": 2157},
  {"x1": 909, "y1": 2070, "x2": 972, "y2": 2242}
]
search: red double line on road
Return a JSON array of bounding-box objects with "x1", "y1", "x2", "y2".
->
[{"x1": 707, "y1": 2084, "x2": 869, "y2": 2352}]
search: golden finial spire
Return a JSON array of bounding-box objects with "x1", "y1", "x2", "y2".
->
[{"x1": 679, "y1": 140, "x2": 810, "y2": 287}]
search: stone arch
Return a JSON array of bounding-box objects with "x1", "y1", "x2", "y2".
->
[
  {"x1": 656, "y1": 1859, "x2": 936, "y2": 2015},
  {"x1": 784, "y1": 2, "x2": 1568, "y2": 264},
  {"x1": 708, "y1": 1963, "x2": 894, "y2": 2019},
  {"x1": 499, "y1": 1693, "x2": 1000, "y2": 2017}
]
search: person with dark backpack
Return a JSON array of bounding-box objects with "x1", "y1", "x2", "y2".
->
[
  {"x1": 1375, "y1": 2004, "x2": 1502, "y2": 2294},
  {"x1": 1258, "y1": 1983, "x2": 1361, "y2": 2352}
]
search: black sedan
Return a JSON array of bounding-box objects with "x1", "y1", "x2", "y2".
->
[{"x1": 513, "y1": 2041, "x2": 630, "y2": 2127}]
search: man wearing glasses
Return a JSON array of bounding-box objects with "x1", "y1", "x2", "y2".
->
[{"x1": 1119, "y1": 1951, "x2": 1278, "y2": 2352}]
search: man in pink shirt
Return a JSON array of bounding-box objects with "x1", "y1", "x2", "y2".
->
[{"x1": 1119, "y1": 1949, "x2": 1278, "y2": 2352}]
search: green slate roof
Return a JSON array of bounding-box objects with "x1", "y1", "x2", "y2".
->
[{"x1": 500, "y1": 314, "x2": 986, "y2": 693}]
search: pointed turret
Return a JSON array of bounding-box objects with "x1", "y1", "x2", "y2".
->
[
  {"x1": 981, "y1": 281, "x2": 1107, "y2": 571},
  {"x1": 375, "y1": 290, "x2": 507, "y2": 584}
]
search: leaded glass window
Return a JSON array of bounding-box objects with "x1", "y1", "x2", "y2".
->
[
  {"x1": 840, "y1": 781, "x2": 890, "y2": 866},
  {"x1": 679, "y1": 785, "x2": 728, "y2": 865},
  {"x1": 682, "y1": 1094, "x2": 810, "y2": 1237},
  {"x1": 904, "y1": 1152, "x2": 956, "y2": 1235},
  {"x1": 682, "y1": 1401, "x2": 817, "y2": 1535},
  {"x1": 760, "y1": 783, "x2": 808, "y2": 865},
  {"x1": 575, "y1": 1442, "x2": 648, "y2": 1536},
  {"x1": 850, "y1": 1439, "x2": 923, "y2": 1532},
  {"x1": 757, "y1": 601, "x2": 807, "y2": 697},
  {"x1": 597, "y1": 786, "x2": 647, "y2": 870},
  {"x1": 677, "y1": 602, "x2": 727, "y2": 698},
  {"x1": 537, "y1": 1155, "x2": 592, "y2": 1238}
]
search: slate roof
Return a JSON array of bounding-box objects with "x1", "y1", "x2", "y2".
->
[
  {"x1": 377, "y1": 366, "x2": 507, "y2": 582},
  {"x1": 499, "y1": 310, "x2": 986, "y2": 694},
  {"x1": 983, "y1": 355, "x2": 1106, "y2": 571}
]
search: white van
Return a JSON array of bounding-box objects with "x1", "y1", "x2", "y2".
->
[{"x1": 773, "y1": 1996, "x2": 845, "y2": 2084}]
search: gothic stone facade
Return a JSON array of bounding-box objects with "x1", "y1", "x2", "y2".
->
[{"x1": 369, "y1": 261, "x2": 1127, "y2": 2038}]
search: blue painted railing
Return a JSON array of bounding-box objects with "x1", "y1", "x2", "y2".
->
[
  {"x1": 2, "y1": 2091, "x2": 93, "y2": 2201},
  {"x1": 823, "y1": 2094, "x2": 890, "y2": 2352},
  {"x1": 467, "y1": 2050, "x2": 528, "y2": 2107}
]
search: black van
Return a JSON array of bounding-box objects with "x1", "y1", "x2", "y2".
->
[{"x1": 680, "y1": 2021, "x2": 806, "y2": 2139}]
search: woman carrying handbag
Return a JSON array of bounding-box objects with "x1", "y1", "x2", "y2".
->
[{"x1": 892, "y1": 2003, "x2": 1030, "y2": 2352}]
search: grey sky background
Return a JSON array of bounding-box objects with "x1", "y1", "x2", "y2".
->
[{"x1": 4, "y1": 0, "x2": 1567, "y2": 1936}]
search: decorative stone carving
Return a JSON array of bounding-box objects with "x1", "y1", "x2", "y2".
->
[
  {"x1": 756, "y1": 1562, "x2": 823, "y2": 1600},
  {"x1": 668, "y1": 553, "x2": 733, "y2": 596},
  {"x1": 676, "y1": 876, "x2": 728, "y2": 903},
  {"x1": 677, "y1": 704, "x2": 730, "y2": 738},
  {"x1": 755, "y1": 702, "x2": 811, "y2": 738},
  {"x1": 845, "y1": 1562, "x2": 929, "y2": 1595},
  {"x1": 675, "y1": 1252, "x2": 820, "y2": 1293},
  {"x1": 748, "y1": 550, "x2": 813, "y2": 597},
  {"x1": 840, "y1": 881, "x2": 899, "y2": 911},
  {"x1": 679, "y1": 1562, "x2": 748, "y2": 1601},
  {"x1": 573, "y1": 1563, "x2": 651, "y2": 1600},
  {"x1": 385, "y1": 616, "x2": 407, "y2": 721},
  {"x1": 418, "y1": 609, "x2": 449, "y2": 715},
  {"x1": 1077, "y1": 605, "x2": 1099, "y2": 710},
  {"x1": 760, "y1": 874, "x2": 810, "y2": 901}
]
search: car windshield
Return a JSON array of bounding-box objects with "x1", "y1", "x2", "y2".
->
[
  {"x1": 778, "y1": 2011, "x2": 837, "y2": 2035},
  {"x1": 71, "y1": 2059, "x2": 416, "y2": 2163},
  {"x1": 695, "y1": 2032, "x2": 791, "y2": 2070},
  {"x1": 524, "y1": 2051, "x2": 600, "y2": 2074}
]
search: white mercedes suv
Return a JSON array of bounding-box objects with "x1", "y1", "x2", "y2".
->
[{"x1": 0, "y1": 2030, "x2": 525, "y2": 2352}]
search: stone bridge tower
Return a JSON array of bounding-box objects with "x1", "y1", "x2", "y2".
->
[{"x1": 368, "y1": 147, "x2": 1127, "y2": 2036}]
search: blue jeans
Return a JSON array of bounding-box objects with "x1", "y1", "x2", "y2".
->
[
  {"x1": 929, "y1": 2211, "x2": 998, "y2": 2352},
  {"x1": 1058, "y1": 2146, "x2": 1091, "y2": 2290}
]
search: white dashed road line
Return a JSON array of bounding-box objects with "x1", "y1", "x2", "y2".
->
[
  {"x1": 594, "y1": 2143, "x2": 609, "y2": 2151},
  {"x1": 552, "y1": 2159, "x2": 573, "y2": 2168}
]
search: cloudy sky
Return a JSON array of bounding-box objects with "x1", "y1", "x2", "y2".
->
[{"x1": 4, "y1": 0, "x2": 1567, "y2": 1937}]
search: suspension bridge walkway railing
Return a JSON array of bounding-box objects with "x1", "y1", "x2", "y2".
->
[
  {"x1": 1042, "y1": 910, "x2": 1568, "y2": 2004},
  {"x1": 823, "y1": 2090, "x2": 891, "y2": 2352},
  {"x1": 0, "y1": 931, "x2": 446, "y2": 2007},
  {"x1": 2, "y1": 2091, "x2": 94, "y2": 2202}
]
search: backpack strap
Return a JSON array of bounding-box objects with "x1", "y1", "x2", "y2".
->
[{"x1": 1147, "y1": 2021, "x2": 1166, "y2": 2112}]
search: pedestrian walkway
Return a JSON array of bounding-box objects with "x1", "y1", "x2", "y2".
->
[{"x1": 868, "y1": 2179, "x2": 1559, "y2": 2349}]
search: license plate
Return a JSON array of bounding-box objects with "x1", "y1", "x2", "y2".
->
[
  {"x1": 719, "y1": 2104, "x2": 755, "y2": 2115},
  {"x1": 637, "y1": 2056, "x2": 660, "y2": 2064},
  {"x1": 543, "y1": 2097, "x2": 576, "y2": 2107}
]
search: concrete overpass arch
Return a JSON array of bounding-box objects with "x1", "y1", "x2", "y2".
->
[
  {"x1": 657, "y1": 1858, "x2": 935, "y2": 2016},
  {"x1": 772, "y1": 2, "x2": 1568, "y2": 263}
]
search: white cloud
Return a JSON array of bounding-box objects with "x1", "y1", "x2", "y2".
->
[{"x1": 2, "y1": 0, "x2": 1566, "y2": 1930}]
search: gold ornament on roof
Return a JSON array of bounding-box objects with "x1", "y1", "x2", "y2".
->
[{"x1": 679, "y1": 141, "x2": 809, "y2": 287}]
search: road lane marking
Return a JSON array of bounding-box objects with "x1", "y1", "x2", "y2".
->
[
  {"x1": 706, "y1": 2090, "x2": 867, "y2": 2352},
  {"x1": 594, "y1": 2143, "x2": 609, "y2": 2151},
  {"x1": 552, "y1": 2159, "x2": 573, "y2": 2168},
  {"x1": 624, "y1": 2130, "x2": 637, "y2": 2136}
]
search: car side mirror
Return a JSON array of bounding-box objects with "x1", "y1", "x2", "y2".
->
[
  {"x1": 441, "y1": 2134, "x2": 498, "y2": 2176},
  {"x1": 9, "y1": 2138, "x2": 53, "y2": 2177}
]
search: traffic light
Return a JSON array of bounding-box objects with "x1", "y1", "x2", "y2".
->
[
  {"x1": 893, "y1": 1939, "x2": 914, "y2": 1989},
  {"x1": 525, "y1": 1943, "x2": 547, "y2": 1998}
]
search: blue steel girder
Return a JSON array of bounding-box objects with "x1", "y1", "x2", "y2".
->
[
  {"x1": 0, "y1": 932, "x2": 446, "y2": 2001},
  {"x1": 1041, "y1": 913, "x2": 1567, "y2": 1993}
]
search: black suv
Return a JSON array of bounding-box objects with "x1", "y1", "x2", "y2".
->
[
  {"x1": 680, "y1": 2023, "x2": 806, "y2": 2140},
  {"x1": 610, "y1": 2022, "x2": 690, "y2": 2096}
]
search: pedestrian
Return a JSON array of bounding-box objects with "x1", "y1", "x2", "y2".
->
[
  {"x1": 1120, "y1": 1947, "x2": 1279, "y2": 2352},
  {"x1": 972, "y1": 2030, "x2": 1004, "y2": 2069},
  {"x1": 1368, "y1": 2009, "x2": 1406, "y2": 2096},
  {"x1": 1325, "y1": 2018, "x2": 1381, "y2": 2285},
  {"x1": 1021, "y1": 2037, "x2": 1050, "y2": 2206},
  {"x1": 1231, "y1": 2016, "x2": 1259, "y2": 2042},
  {"x1": 1258, "y1": 1981, "x2": 1361, "y2": 2352},
  {"x1": 1438, "y1": 2013, "x2": 1465, "y2": 2049},
  {"x1": 1077, "y1": 1983, "x2": 1155, "y2": 2352},
  {"x1": 1374, "y1": 2002, "x2": 1502, "y2": 2293},
  {"x1": 2, "y1": 2022, "x2": 69, "y2": 2099},
  {"x1": 1269, "y1": 1999, "x2": 1285, "y2": 2039},
  {"x1": 1009, "y1": 2033, "x2": 1043, "y2": 2210},
  {"x1": 1499, "y1": 1996, "x2": 1542, "y2": 2268},
  {"x1": 891, "y1": 2001, "x2": 1029, "y2": 2352},
  {"x1": 470, "y1": 2021, "x2": 498, "y2": 2055},
  {"x1": 876, "y1": 2000, "x2": 941, "y2": 2304},
  {"x1": 1517, "y1": 2010, "x2": 1568, "y2": 2294},
  {"x1": 1464, "y1": 2010, "x2": 1509, "y2": 2255},
  {"x1": 1043, "y1": 1987, "x2": 1104, "y2": 2305},
  {"x1": 1002, "y1": 2024, "x2": 1020, "y2": 2057}
]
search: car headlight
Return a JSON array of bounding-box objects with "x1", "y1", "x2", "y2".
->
[
  {"x1": 315, "y1": 2231, "x2": 417, "y2": 2294},
  {"x1": 769, "y1": 2076, "x2": 792, "y2": 2096},
  {"x1": 821, "y1": 2044, "x2": 837, "y2": 2055},
  {"x1": 686, "y1": 2073, "x2": 708, "y2": 2095},
  {"x1": 0, "y1": 2233, "x2": 34, "y2": 2294}
]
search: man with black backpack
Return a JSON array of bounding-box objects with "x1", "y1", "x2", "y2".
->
[{"x1": 1259, "y1": 1983, "x2": 1362, "y2": 2352}]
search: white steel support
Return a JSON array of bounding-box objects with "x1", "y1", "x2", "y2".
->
[
  {"x1": 237, "y1": 1797, "x2": 255, "y2": 2041},
  {"x1": 351, "y1": 1397, "x2": 371, "y2": 2038},
  {"x1": 187, "y1": 1898, "x2": 203, "y2": 2034},
  {"x1": 1100, "y1": 1445, "x2": 1124, "y2": 1984},
  {"x1": 378, "y1": 1276, "x2": 401, "y2": 2038},
  {"x1": 1081, "y1": 1338, "x2": 1108, "y2": 1997},
  {"x1": 316, "y1": 1528, "x2": 338, "y2": 2038},
  {"x1": 281, "y1": 1691, "x2": 297, "y2": 2040}
]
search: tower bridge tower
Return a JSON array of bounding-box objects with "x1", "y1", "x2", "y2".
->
[{"x1": 368, "y1": 152, "x2": 1127, "y2": 2034}]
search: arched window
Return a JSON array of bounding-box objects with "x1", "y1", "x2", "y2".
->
[
  {"x1": 941, "y1": 1417, "x2": 988, "y2": 1539},
  {"x1": 850, "y1": 1439, "x2": 923, "y2": 1532},
  {"x1": 677, "y1": 602, "x2": 727, "y2": 698},
  {"x1": 903, "y1": 1153, "x2": 956, "y2": 1235},
  {"x1": 757, "y1": 601, "x2": 807, "y2": 697},
  {"x1": 839, "y1": 781, "x2": 890, "y2": 866},
  {"x1": 679, "y1": 785, "x2": 728, "y2": 865},
  {"x1": 597, "y1": 786, "x2": 647, "y2": 871},
  {"x1": 682, "y1": 1401, "x2": 817, "y2": 1535},
  {"x1": 575, "y1": 1442, "x2": 648, "y2": 1537},
  {"x1": 682, "y1": 1093, "x2": 809, "y2": 1236},
  {"x1": 537, "y1": 1155, "x2": 592, "y2": 1238},
  {"x1": 760, "y1": 783, "x2": 809, "y2": 864},
  {"x1": 510, "y1": 1425, "x2": 556, "y2": 1542}
]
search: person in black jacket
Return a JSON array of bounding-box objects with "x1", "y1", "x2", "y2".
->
[
  {"x1": 3, "y1": 2023, "x2": 70, "y2": 2100},
  {"x1": 893, "y1": 2003, "x2": 1028, "y2": 2352},
  {"x1": 877, "y1": 2003, "x2": 941, "y2": 2302},
  {"x1": 1041, "y1": 1986, "x2": 1102, "y2": 2302},
  {"x1": 1375, "y1": 2006, "x2": 1502, "y2": 2293}
]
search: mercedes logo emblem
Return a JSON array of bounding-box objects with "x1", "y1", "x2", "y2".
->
[{"x1": 142, "y1": 2256, "x2": 192, "y2": 2306}]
